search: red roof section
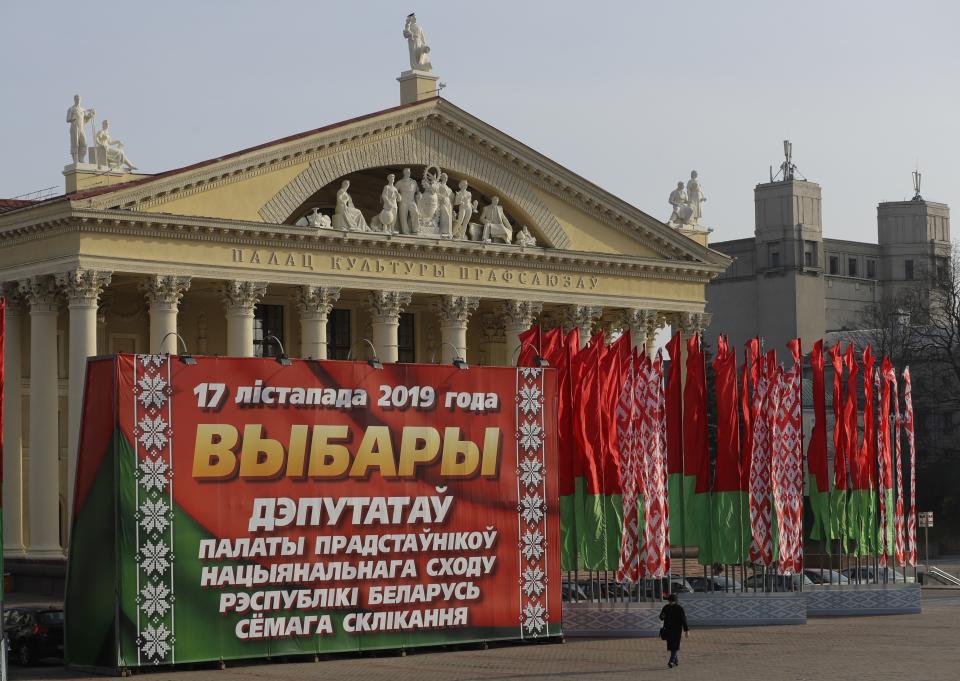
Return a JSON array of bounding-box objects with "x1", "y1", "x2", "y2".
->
[
  {"x1": 0, "y1": 198, "x2": 37, "y2": 214},
  {"x1": 68, "y1": 97, "x2": 439, "y2": 202}
]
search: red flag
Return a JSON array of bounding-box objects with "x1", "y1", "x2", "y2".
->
[
  {"x1": 599, "y1": 334, "x2": 630, "y2": 498},
  {"x1": 830, "y1": 343, "x2": 848, "y2": 492},
  {"x1": 712, "y1": 336, "x2": 741, "y2": 494},
  {"x1": 844, "y1": 346, "x2": 861, "y2": 489},
  {"x1": 683, "y1": 336, "x2": 708, "y2": 492},
  {"x1": 878, "y1": 359, "x2": 893, "y2": 566},
  {"x1": 665, "y1": 333, "x2": 683, "y2": 478},
  {"x1": 860, "y1": 347, "x2": 876, "y2": 492},
  {"x1": 571, "y1": 334, "x2": 603, "y2": 499},
  {"x1": 903, "y1": 367, "x2": 918, "y2": 566},
  {"x1": 546, "y1": 328, "x2": 579, "y2": 499},
  {"x1": 517, "y1": 326, "x2": 541, "y2": 366},
  {"x1": 807, "y1": 341, "x2": 830, "y2": 498}
]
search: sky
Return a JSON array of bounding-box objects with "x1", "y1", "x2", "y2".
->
[{"x1": 3, "y1": 0, "x2": 959, "y2": 242}]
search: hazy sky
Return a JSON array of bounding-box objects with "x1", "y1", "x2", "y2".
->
[{"x1": 3, "y1": 0, "x2": 958, "y2": 242}]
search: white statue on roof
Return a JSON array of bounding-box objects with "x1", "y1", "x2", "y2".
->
[
  {"x1": 403, "y1": 13, "x2": 432, "y2": 72},
  {"x1": 95, "y1": 120, "x2": 137, "y2": 171},
  {"x1": 686, "y1": 170, "x2": 706, "y2": 224},
  {"x1": 66, "y1": 94, "x2": 95, "y2": 164}
]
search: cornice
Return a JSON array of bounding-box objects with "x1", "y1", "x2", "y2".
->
[{"x1": 0, "y1": 209, "x2": 726, "y2": 284}]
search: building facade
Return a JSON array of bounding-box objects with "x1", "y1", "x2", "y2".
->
[
  {"x1": 0, "y1": 74, "x2": 729, "y2": 561},
  {"x1": 706, "y1": 160, "x2": 951, "y2": 352}
]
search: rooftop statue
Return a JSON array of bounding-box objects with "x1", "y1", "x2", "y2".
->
[
  {"x1": 66, "y1": 94, "x2": 95, "y2": 164},
  {"x1": 686, "y1": 170, "x2": 706, "y2": 224},
  {"x1": 305, "y1": 207, "x2": 332, "y2": 230},
  {"x1": 396, "y1": 168, "x2": 421, "y2": 235},
  {"x1": 95, "y1": 120, "x2": 137, "y2": 171},
  {"x1": 668, "y1": 181, "x2": 691, "y2": 226},
  {"x1": 403, "y1": 13, "x2": 432, "y2": 72}
]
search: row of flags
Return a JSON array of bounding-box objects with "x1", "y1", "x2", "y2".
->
[
  {"x1": 808, "y1": 341, "x2": 918, "y2": 566},
  {"x1": 520, "y1": 327, "x2": 919, "y2": 579}
]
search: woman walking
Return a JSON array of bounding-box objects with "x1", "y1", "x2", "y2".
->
[{"x1": 659, "y1": 594, "x2": 689, "y2": 668}]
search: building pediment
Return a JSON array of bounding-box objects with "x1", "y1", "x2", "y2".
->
[{"x1": 61, "y1": 98, "x2": 727, "y2": 269}]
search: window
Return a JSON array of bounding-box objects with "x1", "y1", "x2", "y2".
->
[
  {"x1": 905, "y1": 259, "x2": 915, "y2": 280},
  {"x1": 398, "y1": 312, "x2": 416, "y2": 363},
  {"x1": 829, "y1": 256, "x2": 839, "y2": 275},
  {"x1": 326, "y1": 309, "x2": 351, "y2": 360},
  {"x1": 770, "y1": 250, "x2": 780, "y2": 268},
  {"x1": 848, "y1": 258, "x2": 857, "y2": 277},
  {"x1": 804, "y1": 241, "x2": 817, "y2": 267},
  {"x1": 937, "y1": 257, "x2": 950, "y2": 285},
  {"x1": 867, "y1": 259, "x2": 876, "y2": 279},
  {"x1": 253, "y1": 304, "x2": 285, "y2": 358}
]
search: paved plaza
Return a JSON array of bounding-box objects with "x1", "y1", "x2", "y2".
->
[{"x1": 10, "y1": 591, "x2": 959, "y2": 681}]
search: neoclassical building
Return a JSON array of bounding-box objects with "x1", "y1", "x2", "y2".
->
[{"x1": 0, "y1": 65, "x2": 729, "y2": 565}]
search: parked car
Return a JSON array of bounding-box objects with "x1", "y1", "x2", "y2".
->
[
  {"x1": 4, "y1": 607, "x2": 64, "y2": 665},
  {"x1": 685, "y1": 576, "x2": 742, "y2": 592},
  {"x1": 742, "y1": 573, "x2": 814, "y2": 591},
  {"x1": 841, "y1": 566, "x2": 914, "y2": 584},
  {"x1": 803, "y1": 569, "x2": 849, "y2": 585}
]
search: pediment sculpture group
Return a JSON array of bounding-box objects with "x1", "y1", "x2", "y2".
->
[{"x1": 305, "y1": 166, "x2": 537, "y2": 247}]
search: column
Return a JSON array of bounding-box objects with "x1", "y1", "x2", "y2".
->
[
  {"x1": 624, "y1": 308, "x2": 662, "y2": 355},
  {"x1": 297, "y1": 286, "x2": 341, "y2": 359},
  {"x1": 479, "y1": 312, "x2": 505, "y2": 366},
  {"x1": 563, "y1": 304, "x2": 602, "y2": 349},
  {"x1": 435, "y1": 296, "x2": 479, "y2": 363},
  {"x1": 143, "y1": 275, "x2": 191, "y2": 354},
  {"x1": 2, "y1": 285, "x2": 25, "y2": 557},
  {"x1": 57, "y1": 268, "x2": 111, "y2": 532},
  {"x1": 223, "y1": 281, "x2": 268, "y2": 357},
  {"x1": 19, "y1": 276, "x2": 62, "y2": 558},
  {"x1": 367, "y1": 291, "x2": 411, "y2": 363},
  {"x1": 502, "y1": 300, "x2": 543, "y2": 364}
]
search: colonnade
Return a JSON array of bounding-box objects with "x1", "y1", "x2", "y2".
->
[{"x1": 1, "y1": 269, "x2": 707, "y2": 558}]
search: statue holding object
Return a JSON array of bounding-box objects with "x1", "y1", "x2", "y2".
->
[{"x1": 403, "y1": 13, "x2": 432, "y2": 72}]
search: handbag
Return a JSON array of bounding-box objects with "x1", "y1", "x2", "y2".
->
[{"x1": 659, "y1": 627, "x2": 667, "y2": 640}]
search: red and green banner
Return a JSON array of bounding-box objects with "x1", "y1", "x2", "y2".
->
[
  {"x1": 542, "y1": 328, "x2": 579, "y2": 570},
  {"x1": 65, "y1": 355, "x2": 560, "y2": 669},
  {"x1": 807, "y1": 340, "x2": 831, "y2": 541},
  {"x1": 711, "y1": 336, "x2": 746, "y2": 564},
  {"x1": 682, "y1": 335, "x2": 710, "y2": 563},
  {"x1": 665, "y1": 333, "x2": 685, "y2": 547},
  {"x1": 829, "y1": 342, "x2": 848, "y2": 549}
]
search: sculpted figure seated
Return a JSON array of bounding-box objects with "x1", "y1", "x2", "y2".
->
[
  {"x1": 515, "y1": 225, "x2": 536, "y2": 247},
  {"x1": 333, "y1": 180, "x2": 369, "y2": 231},
  {"x1": 480, "y1": 196, "x2": 513, "y2": 244}
]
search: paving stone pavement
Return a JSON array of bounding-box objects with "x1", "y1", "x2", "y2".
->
[{"x1": 13, "y1": 592, "x2": 960, "y2": 681}]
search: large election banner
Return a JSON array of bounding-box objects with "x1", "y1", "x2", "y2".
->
[{"x1": 65, "y1": 355, "x2": 560, "y2": 669}]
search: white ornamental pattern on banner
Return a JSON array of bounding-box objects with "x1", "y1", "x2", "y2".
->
[
  {"x1": 641, "y1": 354, "x2": 670, "y2": 579},
  {"x1": 132, "y1": 354, "x2": 175, "y2": 665},
  {"x1": 749, "y1": 359, "x2": 774, "y2": 566},
  {"x1": 903, "y1": 368, "x2": 918, "y2": 567},
  {"x1": 515, "y1": 367, "x2": 550, "y2": 638},
  {"x1": 772, "y1": 358, "x2": 804, "y2": 576},
  {"x1": 890, "y1": 373, "x2": 906, "y2": 567},
  {"x1": 616, "y1": 353, "x2": 640, "y2": 583},
  {"x1": 875, "y1": 368, "x2": 889, "y2": 569}
]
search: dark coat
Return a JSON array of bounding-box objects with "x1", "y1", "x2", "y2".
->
[{"x1": 659, "y1": 602, "x2": 689, "y2": 651}]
